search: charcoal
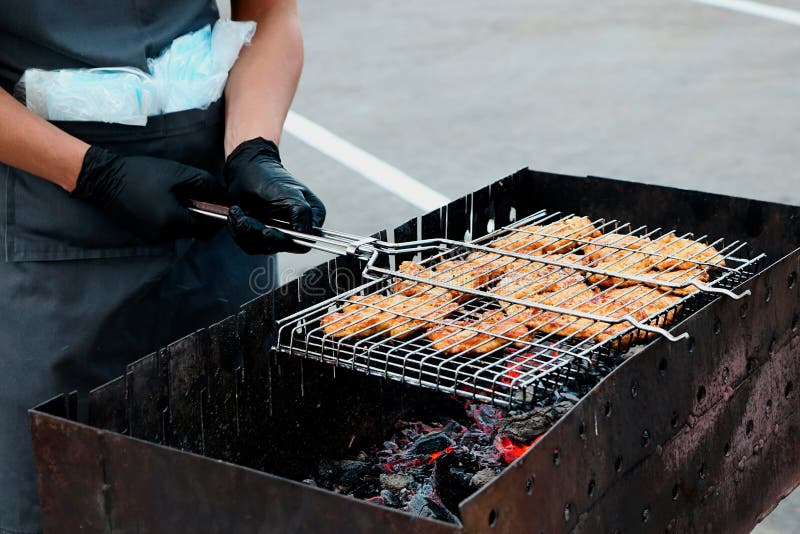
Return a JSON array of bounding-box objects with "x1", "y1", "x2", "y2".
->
[
  {"x1": 380, "y1": 473, "x2": 412, "y2": 492},
  {"x1": 317, "y1": 459, "x2": 371, "y2": 488},
  {"x1": 470, "y1": 468, "x2": 496, "y2": 488},
  {"x1": 433, "y1": 453, "x2": 474, "y2": 515},
  {"x1": 314, "y1": 399, "x2": 578, "y2": 525},
  {"x1": 408, "y1": 485, "x2": 461, "y2": 525},
  {"x1": 380, "y1": 490, "x2": 401, "y2": 507},
  {"x1": 410, "y1": 432, "x2": 454, "y2": 456},
  {"x1": 441, "y1": 420, "x2": 464, "y2": 437},
  {"x1": 559, "y1": 392, "x2": 581, "y2": 404},
  {"x1": 498, "y1": 401, "x2": 574, "y2": 442},
  {"x1": 469, "y1": 404, "x2": 502, "y2": 434},
  {"x1": 337, "y1": 460, "x2": 372, "y2": 487},
  {"x1": 316, "y1": 460, "x2": 337, "y2": 484}
]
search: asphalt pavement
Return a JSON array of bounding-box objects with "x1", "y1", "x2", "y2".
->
[{"x1": 222, "y1": 0, "x2": 800, "y2": 530}]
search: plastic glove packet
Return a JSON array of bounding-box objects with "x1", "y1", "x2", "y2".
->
[{"x1": 15, "y1": 19, "x2": 255, "y2": 126}]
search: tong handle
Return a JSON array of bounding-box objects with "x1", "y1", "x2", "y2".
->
[
  {"x1": 186, "y1": 199, "x2": 377, "y2": 257},
  {"x1": 187, "y1": 199, "x2": 229, "y2": 220}
]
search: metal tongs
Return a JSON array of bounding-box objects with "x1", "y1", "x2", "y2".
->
[
  {"x1": 188, "y1": 200, "x2": 387, "y2": 257},
  {"x1": 187, "y1": 200, "x2": 753, "y2": 344}
]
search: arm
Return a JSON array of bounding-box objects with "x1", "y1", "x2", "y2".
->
[
  {"x1": 0, "y1": 88, "x2": 88, "y2": 191},
  {"x1": 222, "y1": 0, "x2": 326, "y2": 254},
  {"x1": 0, "y1": 88, "x2": 220, "y2": 242},
  {"x1": 225, "y1": 0, "x2": 303, "y2": 155}
]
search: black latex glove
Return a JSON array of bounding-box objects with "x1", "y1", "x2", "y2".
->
[
  {"x1": 224, "y1": 137, "x2": 326, "y2": 255},
  {"x1": 71, "y1": 146, "x2": 222, "y2": 242}
]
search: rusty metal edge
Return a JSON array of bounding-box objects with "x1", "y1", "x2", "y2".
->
[{"x1": 30, "y1": 409, "x2": 461, "y2": 534}]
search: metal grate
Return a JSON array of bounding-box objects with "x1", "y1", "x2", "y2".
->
[{"x1": 274, "y1": 211, "x2": 764, "y2": 408}]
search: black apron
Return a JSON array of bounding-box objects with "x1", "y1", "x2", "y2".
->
[{"x1": 0, "y1": 3, "x2": 276, "y2": 532}]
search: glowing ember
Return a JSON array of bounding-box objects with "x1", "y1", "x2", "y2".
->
[
  {"x1": 494, "y1": 434, "x2": 542, "y2": 463},
  {"x1": 428, "y1": 446, "x2": 454, "y2": 463}
]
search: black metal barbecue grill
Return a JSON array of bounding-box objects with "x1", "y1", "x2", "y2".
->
[{"x1": 30, "y1": 169, "x2": 800, "y2": 533}]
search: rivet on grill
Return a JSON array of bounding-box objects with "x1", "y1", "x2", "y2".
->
[
  {"x1": 553, "y1": 449, "x2": 560, "y2": 467},
  {"x1": 765, "y1": 286, "x2": 772, "y2": 303},
  {"x1": 614, "y1": 456, "x2": 623, "y2": 472},
  {"x1": 788, "y1": 271, "x2": 797, "y2": 289},
  {"x1": 671, "y1": 411, "x2": 679, "y2": 428},
  {"x1": 712, "y1": 317, "x2": 721, "y2": 335},
  {"x1": 746, "y1": 420, "x2": 754, "y2": 436},
  {"x1": 785, "y1": 381, "x2": 794, "y2": 398},
  {"x1": 672, "y1": 483, "x2": 680, "y2": 501},
  {"x1": 564, "y1": 503, "x2": 572, "y2": 523},
  {"x1": 588, "y1": 478, "x2": 596, "y2": 498},
  {"x1": 722, "y1": 366, "x2": 730, "y2": 383},
  {"x1": 525, "y1": 475, "x2": 535, "y2": 495},
  {"x1": 642, "y1": 507, "x2": 650, "y2": 524},
  {"x1": 740, "y1": 303, "x2": 749, "y2": 319},
  {"x1": 630, "y1": 381, "x2": 640, "y2": 399},
  {"x1": 724, "y1": 442, "x2": 731, "y2": 456},
  {"x1": 486, "y1": 219, "x2": 495, "y2": 234},
  {"x1": 687, "y1": 336, "x2": 696, "y2": 353},
  {"x1": 605, "y1": 400, "x2": 613, "y2": 417},
  {"x1": 658, "y1": 358, "x2": 668, "y2": 375},
  {"x1": 792, "y1": 314, "x2": 799, "y2": 333},
  {"x1": 488, "y1": 508, "x2": 498, "y2": 527},
  {"x1": 641, "y1": 429, "x2": 650, "y2": 447},
  {"x1": 578, "y1": 421, "x2": 587, "y2": 441},
  {"x1": 696, "y1": 385, "x2": 706, "y2": 403}
]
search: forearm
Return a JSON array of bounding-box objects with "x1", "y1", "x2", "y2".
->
[
  {"x1": 224, "y1": 0, "x2": 303, "y2": 156},
  {"x1": 0, "y1": 89, "x2": 89, "y2": 191}
]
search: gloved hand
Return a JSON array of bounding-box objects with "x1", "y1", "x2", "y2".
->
[
  {"x1": 224, "y1": 137, "x2": 326, "y2": 255},
  {"x1": 72, "y1": 146, "x2": 222, "y2": 242}
]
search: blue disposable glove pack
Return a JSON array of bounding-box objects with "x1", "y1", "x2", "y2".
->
[{"x1": 15, "y1": 19, "x2": 255, "y2": 126}]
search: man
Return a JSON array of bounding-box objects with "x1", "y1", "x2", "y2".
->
[{"x1": 0, "y1": 1, "x2": 324, "y2": 531}]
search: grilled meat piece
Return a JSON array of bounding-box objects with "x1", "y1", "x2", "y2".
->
[
  {"x1": 463, "y1": 251, "x2": 519, "y2": 279},
  {"x1": 320, "y1": 294, "x2": 395, "y2": 338},
  {"x1": 519, "y1": 285, "x2": 682, "y2": 346},
  {"x1": 582, "y1": 233, "x2": 655, "y2": 288},
  {"x1": 386, "y1": 298, "x2": 459, "y2": 339},
  {"x1": 489, "y1": 216, "x2": 601, "y2": 255},
  {"x1": 392, "y1": 260, "x2": 492, "y2": 300},
  {"x1": 501, "y1": 282, "x2": 598, "y2": 318},
  {"x1": 494, "y1": 254, "x2": 587, "y2": 304},
  {"x1": 391, "y1": 261, "x2": 452, "y2": 299},
  {"x1": 321, "y1": 293, "x2": 456, "y2": 339},
  {"x1": 645, "y1": 267, "x2": 708, "y2": 296},
  {"x1": 426, "y1": 310, "x2": 530, "y2": 354},
  {"x1": 643, "y1": 234, "x2": 726, "y2": 270}
]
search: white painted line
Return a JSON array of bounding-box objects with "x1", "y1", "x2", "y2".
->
[
  {"x1": 691, "y1": 0, "x2": 800, "y2": 26},
  {"x1": 284, "y1": 111, "x2": 449, "y2": 212}
]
